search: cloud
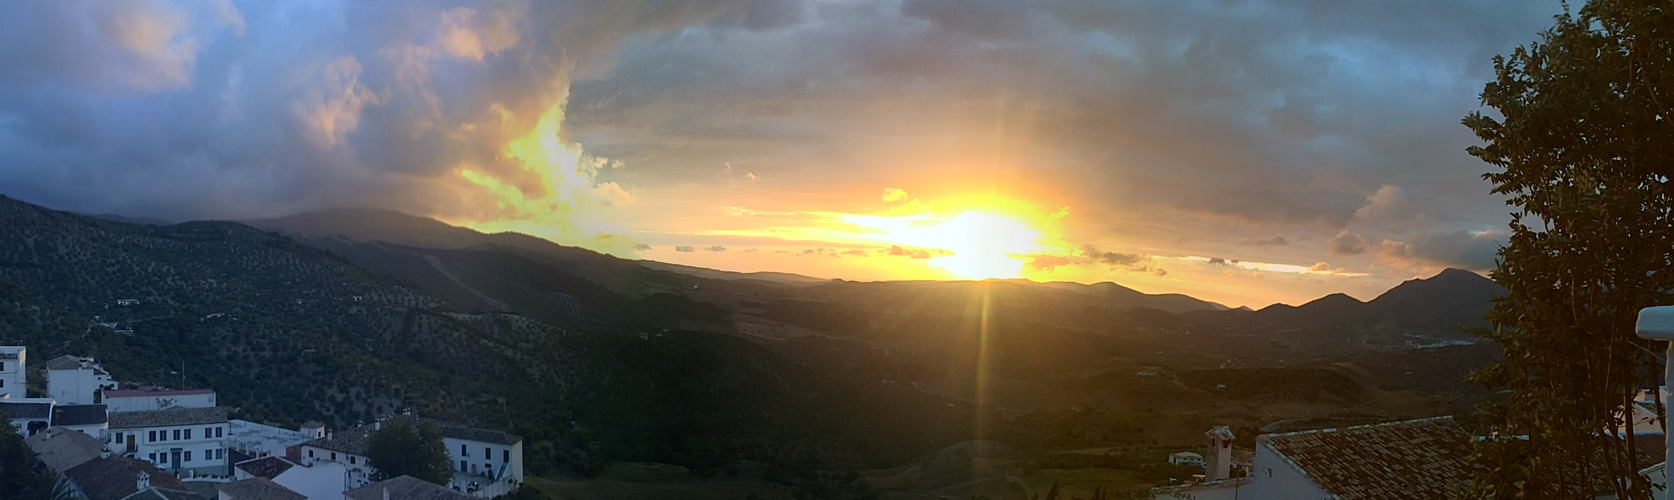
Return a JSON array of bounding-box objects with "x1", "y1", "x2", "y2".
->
[
  {"x1": 881, "y1": 187, "x2": 908, "y2": 202},
  {"x1": 886, "y1": 244, "x2": 947, "y2": 259},
  {"x1": 1309, "y1": 262, "x2": 1331, "y2": 272},
  {"x1": 633, "y1": 243, "x2": 652, "y2": 250},
  {"x1": 1375, "y1": 229, "x2": 1502, "y2": 270},
  {"x1": 674, "y1": 245, "x2": 696, "y2": 252},
  {"x1": 704, "y1": 245, "x2": 727, "y2": 252},
  {"x1": 1326, "y1": 231, "x2": 1369, "y2": 256},
  {"x1": 1242, "y1": 235, "x2": 1289, "y2": 247},
  {"x1": 1027, "y1": 244, "x2": 1164, "y2": 274},
  {"x1": 842, "y1": 249, "x2": 868, "y2": 256}
]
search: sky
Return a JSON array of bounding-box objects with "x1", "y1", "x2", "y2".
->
[{"x1": 0, "y1": 0, "x2": 1568, "y2": 308}]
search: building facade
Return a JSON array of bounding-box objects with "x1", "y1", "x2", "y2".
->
[
  {"x1": 0, "y1": 346, "x2": 25, "y2": 399},
  {"x1": 45, "y1": 355, "x2": 115, "y2": 405},
  {"x1": 106, "y1": 406, "x2": 230, "y2": 476}
]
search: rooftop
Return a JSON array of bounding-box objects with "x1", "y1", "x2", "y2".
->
[
  {"x1": 234, "y1": 456, "x2": 296, "y2": 480},
  {"x1": 227, "y1": 419, "x2": 314, "y2": 456},
  {"x1": 217, "y1": 477, "x2": 305, "y2": 500},
  {"x1": 54, "y1": 404, "x2": 109, "y2": 426},
  {"x1": 344, "y1": 476, "x2": 472, "y2": 500},
  {"x1": 24, "y1": 426, "x2": 108, "y2": 472},
  {"x1": 303, "y1": 416, "x2": 522, "y2": 455},
  {"x1": 0, "y1": 400, "x2": 53, "y2": 419},
  {"x1": 1258, "y1": 416, "x2": 1479, "y2": 499},
  {"x1": 108, "y1": 407, "x2": 227, "y2": 429},
  {"x1": 63, "y1": 456, "x2": 192, "y2": 500},
  {"x1": 104, "y1": 388, "x2": 215, "y2": 398}
]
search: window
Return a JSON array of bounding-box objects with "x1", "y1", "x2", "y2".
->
[
  {"x1": 185, "y1": 451, "x2": 192, "y2": 462},
  {"x1": 173, "y1": 429, "x2": 181, "y2": 440},
  {"x1": 331, "y1": 452, "x2": 337, "y2": 461},
  {"x1": 487, "y1": 464, "x2": 494, "y2": 476},
  {"x1": 205, "y1": 449, "x2": 213, "y2": 461},
  {"x1": 217, "y1": 426, "x2": 224, "y2": 438},
  {"x1": 204, "y1": 426, "x2": 212, "y2": 437},
  {"x1": 460, "y1": 460, "x2": 467, "y2": 472},
  {"x1": 349, "y1": 456, "x2": 356, "y2": 464},
  {"x1": 503, "y1": 449, "x2": 509, "y2": 462},
  {"x1": 307, "y1": 450, "x2": 314, "y2": 458},
  {"x1": 149, "y1": 453, "x2": 156, "y2": 462},
  {"x1": 216, "y1": 449, "x2": 224, "y2": 459},
  {"x1": 184, "y1": 429, "x2": 192, "y2": 440},
  {"x1": 484, "y1": 446, "x2": 490, "y2": 459},
  {"x1": 461, "y1": 444, "x2": 467, "y2": 456}
]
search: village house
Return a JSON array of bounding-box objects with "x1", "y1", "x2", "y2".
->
[
  {"x1": 217, "y1": 477, "x2": 306, "y2": 500},
  {"x1": 63, "y1": 454, "x2": 202, "y2": 500},
  {"x1": 47, "y1": 354, "x2": 116, "y2": 404},
  {"x1": 2, "y1": 398, "x2": 59, "y2": 435},
  {"x1": 26, "y1": 426, "x2": 107, "y2": 471},
  {"x1": 0, "y1": 346, "x2": 25, "y2": 399},
  {"x1": 54, "y1": 402, "x2": 110, "y2": 435},
  {"x1": 345, "y1": 475, "x2": 473, "y2": 500},
  {"x1": 106, "y1": 406, "x2": 231, "y2": 476},
  {"x1": 233, "y1": 455, "x2": 352, "y2": 500},
  {"x1": 300, "y1": 416, "x2": 525, "y2": 497},
  {"x1": 1167, "y1": 451, "x2": 1202, "y2": 467}
]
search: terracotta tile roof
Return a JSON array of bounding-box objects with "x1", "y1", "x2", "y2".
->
[
  {"x1": 108, "y1": 407, "x2": 226, "y2": 429},
  {"x1": 1258, "y1": 416, "x2": 1479, "y2": 499},
  {"x1": 217, "y1": 477, "x2": 305, "y2": 500},
  {"x1": 45, "y1": 354, "x2": 83, "y2": 370},
  {"x1": 62, "y1": 456, "x2": 190, "y2": 500},
  {"x1": 234, "y1": 456, "x2": 297, "y2": 480},
  {"x1": 344, "y1": 476, "x2": 472, "y2": 500}
]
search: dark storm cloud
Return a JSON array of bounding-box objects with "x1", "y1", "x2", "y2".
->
[
  {"x1": 1376, "y1": 229, "x2": 1503, "y2": 271},
  {"x1": 1326, "y1": 231, "x2": 1370, "y2": 256}
]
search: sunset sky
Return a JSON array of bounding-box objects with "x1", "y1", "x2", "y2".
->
[{"x1": 0, "y1": 1, "x2": 1567, "y2": 308}]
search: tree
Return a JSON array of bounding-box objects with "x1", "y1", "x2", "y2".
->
[
  {"x1": 366, "y1": 419, "x2": 453, "y2": 485},
  {"x1": 0, "y1": 410, "x2": 37, "y2": 497},
  {"x1": 1463, "y1": 0, "x2": 1674, "y2": 497}
]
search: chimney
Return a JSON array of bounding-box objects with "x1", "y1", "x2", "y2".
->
[
  {"x1": 100, "y1": 449, "x2": 110, "y2": 459},
  {"x1": 1205, "y1": 426, "x2": 1235, "y2": 481},
  {"x1": 136, "y1": 471, "x2": 150, "y2": 490}
]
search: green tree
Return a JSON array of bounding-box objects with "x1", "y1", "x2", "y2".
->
[
  {"x1": 0, "y1": 410, "x2": 36, "y2": 497},
  {"x1": 366, "y1": 420, "x2": 453, "y2": 485},
  {"x1": 1463, "y1": 0, "x2": 1674, "y2": 497}
]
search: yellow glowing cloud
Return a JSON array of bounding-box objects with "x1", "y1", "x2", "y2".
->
[{"x1": 453, "y1": 93, "x2": 633, "y2": 251}]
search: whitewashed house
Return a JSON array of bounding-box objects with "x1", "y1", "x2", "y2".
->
[
  {"x1": 104, "y1": 387, "x2": 217, "y2": 412},
  {"x1": 52, "y1": 404, "x2": 108, "y2": 436},
  {"x1": 225, "y1": 419, "x2": 317, "y2": 460},
  {"x1": 0, "y1": 398, "x2": 56, "y2": 435},
  {"x1": 0, "y1": 346, "x2": 25, "y2": 399},
  {"x1": 45, "y1": 355, "x2": 115, "y2": 405},
  {"x1": 234, "y1": 455, "x2": 352, "y2": 500},
  {"x1": 106, "y1": 406, "x2": 230, "y2": 476},
  {"x1": 1167, "y1": 451, "x2": 1203, "y2": 467},
  {"x1": 301, "y1": 417, "x2": 525, "y2": 497}
]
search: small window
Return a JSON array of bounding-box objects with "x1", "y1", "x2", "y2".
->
[
  {"x1": 461, "y1": 444, "x2": 467, "y2": 456},
  {"x1": 484, "y1": 446, "x2": 490, "y2": 459},
  {"x1": 149, "y1": 431, "x2": 157, "y2": 442},
  {"x1": 217, "y1": 427, "x2": 224, "y2": 438},
  {"x1": 184, "y1": 429, "x2": 192, "y2": 440},
  {"x1": 205, "y1": 448, "x2": 213, "y2": 460},
  {"x1": 503, "y1": 449, "x2": 509, "y2": 462},
  {"x1": 350, "y1": 456, "x2": 356, "y2": 464},
  {"x1": 217, "y1": 449, "x2": 224, "y2": 459},
  {"x1": 173, "y1": 429, "x2": 181, "y2": 440},
  {"x1": 460, "y1": 460, "x2": 467, "y2": 472},
  {"x1": 331, "y1": 452, "x2": 337, "y2": 461},
  {"x1": 307, "y1": 449, "x2": 314, "y2": 458}
]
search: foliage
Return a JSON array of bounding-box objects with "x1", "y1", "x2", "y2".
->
[
  {"x1": 367, "y1": 420, "x2": 453, "y2": 485},
  {"x1": 1463, "y1": 0, "x2": 1674, "y2": 497}
]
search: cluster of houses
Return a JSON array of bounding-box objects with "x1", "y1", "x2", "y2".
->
[{"x1": 0, "y1": 346, "x2": 526, "y2": 500}]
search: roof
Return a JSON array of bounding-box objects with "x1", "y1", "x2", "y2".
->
[
  {"x1": 62, "y1": 456, "x2": 190, "y2": 500},
  {"x1": 125, "y1": 489, "x2": 206, "y2": 500},
  {"x1": 55, "y1": 404, "x2": 109, "y2": 426},
  {"x1": 217, "y1": 477, "x2": 305, "y2": 500},
  {"x1": 344, "y1": 476, "x2": 472, "y2": 500},
  {"x1": 1258, "y1": 416, "x2": 1479, "y2": 500},
  {"x1": 25, "y1": 427, "x2": 108, "y2": 472},
  {"x1": 45, "y1": 354, "x2": 83, "y2": 370},
  {"x1": 104, "y1": 388, "x2": 215, "y2": 398},
  {"x1": 1170, "y1": 451, "x2": 1202, "y2": 458},
  {"x1": 0, "y1": 400, "x2": 53, "y2": 419},
  {"x1": 303, "y1": 416, "x2": 522, "y2": 455},
  {"x1": 108, "y1": 407, "x2": 226, "y2": 429},
  {"x1": 234, "y1": 456, "x2": 296, "y2": 480},
  {"x1": 300, "y1": 420, "x2": 324, "y2": 428}
]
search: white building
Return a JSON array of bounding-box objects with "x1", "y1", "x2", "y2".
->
[
  {"x1": 0, "y1": 346, "x2": 25, "y2": 399},
  {"x1": 225, "y1": 419, "x2": 317, "y2": 460},
  {"x1": 52, "y1": 404, "x2": 108, "y2": 436},
  {"x1": 45, "y1": 355, "x2": 114, "y2": 405},
  {"x1": 106, "y1": 406, "x2": 230, "y2": 476},
  {"x1": 104, "y1": 388, "x2": 217, "y2": 412},
  {"x1": 0, "y1": 398, "x2": 55, "y2": 435},
  {"x1": 1167, "y1": 451, "x2": 1203, "y2": 467},
  {"x1": 300, "y1": 417, "x2": 525, "y2": 497},
  {"x1": 234, "y1": 455, "x2": 352, "y2": 500}
]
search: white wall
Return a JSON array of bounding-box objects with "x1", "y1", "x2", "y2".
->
[
  {"x1": 0, "y1": 347, "x2": 26, "y2": 400},
  {"x1": 48, "y1": 365, "x2": 112, "y2": 405},
  {"x1": 1239, "y1": 441, "x2": 1335, "y2": 500},
  {"x1": 105, "y1": 392, "x2": 217, "y2": 412},
  {"x1": 443, "y1": 437, "x2": 524, "y2": 484},
  {"x1": 299, "y1": 444, "x2": 373, "y2": 490},
  {"x1": 271, "y1": 461, "x2": 352, "y2": 500},
  {"x1": 110, "y1": 422, "x2": 229, "y2": 476}
]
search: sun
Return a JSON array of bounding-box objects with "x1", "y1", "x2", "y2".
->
[{"x1": 852, "y1": 210, "x2": 1044, "y2": 280}]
